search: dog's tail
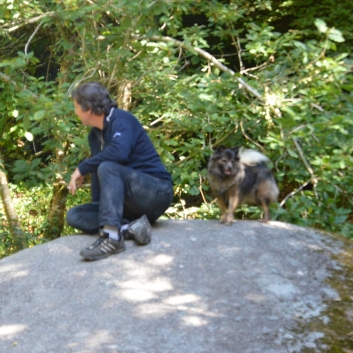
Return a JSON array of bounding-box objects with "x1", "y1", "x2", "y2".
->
[{"x1": 239, "y1": 147, "x2": 269, "y2": 166}]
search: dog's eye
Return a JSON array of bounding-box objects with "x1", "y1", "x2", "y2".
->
[{"x1": 221, "y1": 158, "x2": 228, "y2": 163}]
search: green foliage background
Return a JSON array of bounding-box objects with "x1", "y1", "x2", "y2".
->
[{"x1": 0, "y1": 0, "x2": 353, "y2": 256}]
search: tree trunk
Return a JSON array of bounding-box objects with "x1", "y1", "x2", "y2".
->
[
  {"x1": 44, "y1": 57, "x2": 71, "y2": 239},
  {"x1": 44, "y1": 141, "x2": 70, "y2": 239},
  {"x1": 0, "y1": 162, "x2": 26, "y2": 249},
  {"x1": 118, "y1": 81, "x2": 132, "y2": 110},
  {"x1": 44, "y1": 181, "x2": 69, "y2": 240}
]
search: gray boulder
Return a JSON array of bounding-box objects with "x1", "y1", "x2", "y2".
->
[{"x1": 0, "y1": 220, "x2": 352, "y2": 353}]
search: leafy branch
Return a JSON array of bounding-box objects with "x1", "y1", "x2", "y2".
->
[
  {"x1": 140, "y1": 35, "x2": 264, "y2": 101},
  {"x1": 2, "y1": 12, "x2": 55, "y2": 33}
]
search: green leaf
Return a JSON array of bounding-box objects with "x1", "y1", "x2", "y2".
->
[
  {"x1": 327, "y1": 29, "x2": 345, "y2": 43},
  {"x1": 22, "y1": 116, "x2": 31, "y2": 131},
  {"x1": 13, "y1": 160, "x2": 29, "y2": 173},
  {"x1": 287, "y1": 148, "x2": 298, "y2": 158},
  {"x1": 31, "y1": 158, "x2": 41, "y2": 169},
  {"x1": 334, "y1": 215, "x2": 348, "y2": 224},
  {"x1": 0, "y1": 60, "x2": 12, "y2": 68},
  {"x1": 198, "y1": 93, "x2": 213, "y2": 101},
  {"x1": 24, "y1": 131, "x2": 33, "y2": 141},
  {"x1": 189, "y1": 185, "x2": 200, "y2": 196},
  {"x1": 314, "y1": 19, "x2": 328, "y2": 33},
  {"x1": 33, "y1": 110, "x2": 46, "y2": 121}
]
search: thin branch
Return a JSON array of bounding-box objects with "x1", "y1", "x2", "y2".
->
[
  {"x1": 66, "y1": 68, "x2": 98, "y2": 96},
  {"x1": 171, "y1": 46, "x2": 183, "y2": 72},
  {"x1": 241, "y1": 61, "x2": 267, "y2": 74},
  {"x1": 4, "y1": 12, "x2": 55, "y2": 33},
  {"x1": 150, "y1": 115, "x2": 166, "y2": 126},
  {"x1": 211, "y1": 126, "x2": 238, "y2": 149},
  {"x1": 127, "y1": 49, "x2": 143, "y2": 62},
  {"x1": 77, "y1": 27, "x2": 88, "y2": 69},
  {"x1": 333, "y1": 184, "x2": 353, "y2": 206},
  {"x1": 148, "y1": 0, "x2": 158, "y2": 7},
  {"x1": 139, "y1": 35, "x2": 263, "y2": 101},
  {"x1": 24, "y1": 20, "x2": 43, "y2": 59},
  {"x1": 280, "y1": 179, "x2": 312, "y2": 207},
  {"x1": 240, "y1": 120, "x2": 263, "y2": 150},
  {"x1": 236, "y1": 36, "x2": 244, "y2": 72},
  {"x1": 46, "y1": 50, "x2": 53, "y2": 82},
  {"x1": 289, "y1": 124, "x2": 307, "y2": 134},
  {"x1": 207, "y1": 113, "x2": 212, "y2": 150},
  {"x1": 173, "y1": 155, "x2": 193, "y2": 166},
  {"x1": 305, "y1": 38, "x2": 328, "y2": 68},
  {"x1": 292, "y1": 138, "x2": 319, "y2": 200},
  {"x1": 311, "y1": 103, "x2": 324, "y2": 112},
  {"x1": 198, "y1": 173, "x2": 208, "y2": 204}
]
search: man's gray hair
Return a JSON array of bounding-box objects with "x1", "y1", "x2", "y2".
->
[{"x1": 72, "y1": 82, "x2": 118, "y2": 115}]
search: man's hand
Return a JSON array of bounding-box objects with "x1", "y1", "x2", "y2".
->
[{"x1": 68, "y1": 168, "x2": 85, "y2": 195}]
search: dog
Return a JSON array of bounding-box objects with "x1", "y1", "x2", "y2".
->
[{"x1": 207, "y1": 146, "x2": 279, "y2": 225}]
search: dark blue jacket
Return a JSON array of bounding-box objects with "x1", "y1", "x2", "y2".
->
[{"x1": 78, "y1": 108, "x2": 172, "y2": 202}]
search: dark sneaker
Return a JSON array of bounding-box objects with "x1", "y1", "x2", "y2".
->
[
  {"x1": 80, "y1": 231, "x2": 125, "y2": 261},
  {"x1": 122, "y1": 215, "x2": 152, "y2": 245}
]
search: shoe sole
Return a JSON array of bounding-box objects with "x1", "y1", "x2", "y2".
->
[
  {"x1": 130, "y1": 215, "x2": 152, "y2": 245},
  {"x1": 80, "y1": 246, "x2": 126, "y2": 261},
  {"x1": 134, "y1": 230, "x2": 151, "y2": 245}
]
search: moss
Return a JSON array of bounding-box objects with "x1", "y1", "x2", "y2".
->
[{"x1": 301, "y1": 234, "x2": 353, "y2": 352}]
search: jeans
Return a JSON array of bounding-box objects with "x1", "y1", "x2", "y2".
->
[{"x1": 66, "y1": 161, "x2": 173, "y2": 234}]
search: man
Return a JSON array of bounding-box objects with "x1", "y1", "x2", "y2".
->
[{"x1": 66, "y1": 82, "x2": 173, "y2": 261}]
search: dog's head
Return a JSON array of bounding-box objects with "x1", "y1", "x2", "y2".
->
[{"x1": 208, "y1": 145, "x2": 240, "y2": 177}]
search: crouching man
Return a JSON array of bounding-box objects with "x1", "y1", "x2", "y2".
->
[{"x1": 66, "y1": 82, "x2": 173, "y2": 261}]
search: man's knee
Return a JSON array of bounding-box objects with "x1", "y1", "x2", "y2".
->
[
  {"x1": 98, "y1": 161, "x2": 114, "y2": 176},
  {"x1": 66, "y1": 205, "x2": 99, "y2": 234},
  {"x1": 97, "y1": 161, "x2": 126, "y2": 179},
  {"x1": 66, "y1": 208, "x2": 78, "y2": 228}
]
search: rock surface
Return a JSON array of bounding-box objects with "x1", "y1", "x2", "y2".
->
[{"x1": 0, "y1": 220, "x2": 352, "y2": 353}]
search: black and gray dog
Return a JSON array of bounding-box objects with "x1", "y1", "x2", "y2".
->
[{"x1": 207, "y1": 146, "x2": 279, "y2": 225}]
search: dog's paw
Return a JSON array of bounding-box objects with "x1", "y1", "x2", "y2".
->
[
  {"x1": 220, "y1": 215, "x2": 227, "y2": 223},
  {"x1": 225, "y1": 214, "x2": 234, "y2": 225}
]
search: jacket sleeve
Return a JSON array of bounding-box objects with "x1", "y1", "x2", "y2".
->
[{"x1": 78, "y1": 116, "x2": 137, "y2": 175}]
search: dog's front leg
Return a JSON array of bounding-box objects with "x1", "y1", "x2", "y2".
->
[
  {"x1": 260, "y1": 198, "x2": 271, "y2": 222},
  {"x1": 225, "y1": 194, "x2": 240, "y2": 225},
  {"x1": 216, "y1": 197, "x2": 228, "y2": 223}
]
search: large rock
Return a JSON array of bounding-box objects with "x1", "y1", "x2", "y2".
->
[{"x1": 0, "y1": 220, "x2": 352, "y2": 353}]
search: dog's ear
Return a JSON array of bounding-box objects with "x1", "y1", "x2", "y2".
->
[
  {"x1": 215, "y1": 145, "x2": 225, "y2": 152},
  {"x1": 231, "y1": 147, "x2": 240, "y2": 159}
]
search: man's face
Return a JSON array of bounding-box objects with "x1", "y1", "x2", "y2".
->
[{"x1": 73, "y1": 99, "x2": 93, "y2": 126}]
